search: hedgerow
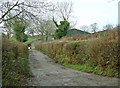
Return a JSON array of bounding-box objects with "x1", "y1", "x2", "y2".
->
[
  {"x1": 2, "y1": 34, "x2": 32, "y2": 86},
  {"x1": 35, "y1": 29, "x2": 119, "y2": 77}
]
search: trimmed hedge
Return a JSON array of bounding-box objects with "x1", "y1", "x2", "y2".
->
[
  {"x1": 35, "y1": 30, "x2": 119, "y2": 77},
  {"x1": 2, "y1": 35, "x2": 32, "y2": 86}
]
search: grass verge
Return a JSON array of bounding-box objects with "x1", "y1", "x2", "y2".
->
[
  {"x1": 63, "y1": 62, "x2": 118, "y2": 77},
  {"x1": 63, "y1": 63, "x2": 101, "y2": 74}
]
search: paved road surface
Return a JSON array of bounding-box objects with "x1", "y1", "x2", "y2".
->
[{"x1": 27, "y1": 50, "x2": 119, "y2": 86}]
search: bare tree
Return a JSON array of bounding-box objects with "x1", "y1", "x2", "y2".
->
[
  {"x1": 0, "y1": 0, "x2": 27, "y2": 23},
  {"x1": 103, "y1": 24, "x2": 113, "y2": 30},
  {"x1": 38, "y1": 19, "x2": 56, "y2": 40},
  {"x1": 90, "y1": 23, "x2": 98, "y2": 33},
  {"x1": 53, "y1": 1, "x2": 78, "y2": 29},
  {"x1": 0, "y1": 0, "x2": 54, "y2": 24},
  {"x1": 80, "y1": 25, "x2": 89, "y2": 32},
  {"x1": 0, "y1": 0, "x2": 56, "y2": 40},
  {"x1": 54, "y1": 1, "x2": 73, "y2": 20}
]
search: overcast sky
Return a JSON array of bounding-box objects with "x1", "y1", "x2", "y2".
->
[
  {"x1": 0, "y1": 0, "x2": 119, "y2": 32},
  {"x1": 50, "y1": 0, "x2": 119, "y2": 30}
]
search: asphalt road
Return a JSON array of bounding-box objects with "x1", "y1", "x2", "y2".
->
[{"x1": 27, "y1": 50, "x2": 119, "y2": 86}]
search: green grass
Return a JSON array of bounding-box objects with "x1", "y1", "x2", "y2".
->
[
  {"x1": 9, "y1": 36, "x2": 17, "y2": 41},
  {"x1": 26, "y1": 37, "x2": 37, "y2": 43},
  {"x1": 10, "y1": 36, "x2": 37, "y2": 43},
  {"x1": 63, "y1": 62, "x2": 101, "y2": 75},
  {"x1": 63, "y1": 62, "x2": 118, "y2": 77}
]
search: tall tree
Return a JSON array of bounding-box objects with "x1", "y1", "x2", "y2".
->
[
  {"x1": 0, "y1": 0, "x2": 54, "y2": 24},
  {"x1": 0, "y1": 0, "x2": 55, "y2": 41},
  {"x1": 52, "y1": 1, "x2": 72, "y2": 39},
  {"x1": 13, "y1": 17, "x2": 28, "y2": 42},
  {"x1": 38, "y1": 20, "x2": 56, "y2": 40},
  {"x1": 3, "y1": 3, "x2": 14, "y2": 39},
  {"x1": 56, "y1": 1, "x2": 73, "y2": 20}
]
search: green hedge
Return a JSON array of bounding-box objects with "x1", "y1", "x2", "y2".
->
[
  {"x1": 35, "y1": 36, "x2": 119, "y2": 77},
  {"x1": 2, "y1": 35, "x2": 32, "y2": 86}
]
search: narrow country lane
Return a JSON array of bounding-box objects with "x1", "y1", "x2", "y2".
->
[{"x1": 27, "y1": 50, "x2": 119, "y2": 86}]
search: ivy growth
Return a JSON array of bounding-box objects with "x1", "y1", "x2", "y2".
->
[{"x1": 53, "y1": 17, "x2": 70, "y2": 39}]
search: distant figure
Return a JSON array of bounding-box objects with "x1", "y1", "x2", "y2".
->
[
  {"x1": 38, "y1": 38, "x2": 42, "y2": 42},
  {"x1": 38, "y1": 38, "x2": 41, "y2": 41},
  {"x1": 28, "y1": 43, "x2": 31, "y2": 49}
]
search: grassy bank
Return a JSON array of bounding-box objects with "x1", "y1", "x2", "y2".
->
[
  {"x1": 63, "y1": 62, "x2": 101, "y2": 74},
  {"x1": 35, "y1": 29, "x2": 119, "y2": 77},
  {"x1": 2, "y1": 34, "x2": 32, "y2": 86}
]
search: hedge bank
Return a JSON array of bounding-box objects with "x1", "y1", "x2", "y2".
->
[
  {"x1": 35, "y1": 30, "x2": 119, "y2": 77},
  {"x1": 2, "y1": 35, "x2": 32, "y2": 86}
]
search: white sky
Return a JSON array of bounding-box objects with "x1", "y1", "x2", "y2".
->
[
  {"x1": 0, "y1": 0, "x2": 119, "y2": 32},
  {"x1": 50, "y1": 0, "x2": 119, "y2": 30}
]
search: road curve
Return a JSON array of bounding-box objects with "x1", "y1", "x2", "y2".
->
[{"x1": 27, "y1": 50, "x2": 119, "y2": 86}]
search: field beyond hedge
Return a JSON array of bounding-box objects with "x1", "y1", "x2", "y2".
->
[{"x1": 35, "y1": 29, "x2": 119, "y2": 77}]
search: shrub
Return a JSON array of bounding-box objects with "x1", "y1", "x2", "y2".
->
[{"x1": 2, "y1": 35, "x2": 32, "y2": 86}]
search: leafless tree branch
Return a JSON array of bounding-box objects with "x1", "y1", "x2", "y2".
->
[
  {"x1": 2, "y1": 11, "x2": 23, "y2": 22},
  {"x1": 0, "y1": 1, "x2": 19, "y2": 21}
]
